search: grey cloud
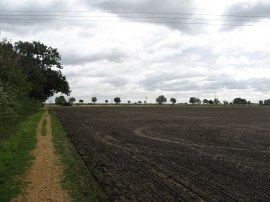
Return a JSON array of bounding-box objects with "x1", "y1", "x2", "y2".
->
[
  {"x1": 103, "y1": 76, "x2": 129, "y2": 87},
  {"x1": 139, "y1": 71, "x2": 205, "y2": 91},
  {"x1": 139, "y1": 72, "x2": 270, "y2": 92},
  {"x1": 62, "y1": 49, "x2": 127, "y2": 65},
  {"x1": 223, "y1": 1, "x2": 270, "y2": 29},
  {"x1": 89, "y1": 0, "x2": 202, "y2": 33}
]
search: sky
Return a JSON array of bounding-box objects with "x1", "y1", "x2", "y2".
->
[{"x1": 1, "y1": 0, "x2": 270, "y2": 103}]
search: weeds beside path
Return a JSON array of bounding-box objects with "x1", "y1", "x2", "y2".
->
[{"x1": 14, "y1": 110, "x2": 71, "y2": 202}]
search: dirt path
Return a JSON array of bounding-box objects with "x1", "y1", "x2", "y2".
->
[{"x1": 14, "y1": 111, "x2": 71, "y2": 202}]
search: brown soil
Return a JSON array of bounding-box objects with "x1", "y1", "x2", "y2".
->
[
  {"x1": 52, "y1": 106, "x2": 270, "y2": 201},
  {"x1": 14, "y1": 111, "x2": 71, "y2": 202}
]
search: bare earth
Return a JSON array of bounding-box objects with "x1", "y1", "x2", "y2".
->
[{"x1": 14, "y1": 111, "x2": 71, "y2": 202}]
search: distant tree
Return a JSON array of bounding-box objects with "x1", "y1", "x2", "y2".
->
[
  {"x1": 138, "y1": 101, "x2": 142, "y2": 104},
  {"x1": 208, "y1": 100, "x2": 214, "y2": 105},
  {"x1": 69, "y1": 97, "x2": 76, "y2": 104},
  {"x1": 55, "y1": 96, "x2": 66, "y2": 105},
  {"x1": 128, "y1": 100, "x2": 131, "y2": 104},
  {"x1": 259, "y1": 100, "x2": 263, "y2": 105},
  {"x1": 79, "y1": 99, "x2": 84, "y2": 104},
  {"x1": 196, "y1": 98, "x2": 201, "y2": 104},
  {"x1": 114, "y1": 97, "x2": 121, "y2": 104},
  {"x1": 233, "y1": 98, "x2": 247, "y2": 105},
  {"x1": 242, "y1": 99, "x2": 248, "y2": 105},
  {"x1": 203, "y1": 99, "x2": 209, "y2": 104},
  {"x1": 223, "y1": 100, "x2": 228, "y2": 107},
  {"x1": 170, "y1": 98, "x2": 177, "y2": 106},
  {"x1": 189, "y1": 97, "x2": 196, "y2": 104},
  {"x1": 248, "y1": 100, "x2": 251, "y2": 107},
  {"x1": 264, "y1": 99, "x2": 270, "y2": 105},
  {"x1": 156, "y1": 95, "x2": 167, "y2": 104},
  {"x1": 214, "y1": 98, "x2": 220, "y2": 105},
  {"x1": 92, "y1": 97, "x2": 97, "y2": 104},
  {"x1": 105, "y1": 100, "x2": 108, "y2": 104}
]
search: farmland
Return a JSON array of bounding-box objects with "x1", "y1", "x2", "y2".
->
[{"x1": 52, "y1": 106, "x2": 270, "y2": 201}]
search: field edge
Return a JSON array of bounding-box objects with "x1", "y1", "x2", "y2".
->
[
  {"x1": 49, "y1": 110, "x2": 107, "y2": 202},
  {"x1": 0, "y1": 109, "x2": 44, "y2": 202}
]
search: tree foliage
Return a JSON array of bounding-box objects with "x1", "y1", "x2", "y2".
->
[
  {"x1": 203, "y1": 99, "x2": 209, "y2": 104},
  {"x1": 233, "y1": 98, "x2": 247, "y2": 105},
  {"x1": 214, "y1": 98, "x2": 220, "y2": 105},
  {"x1": 69, "y1": 97, "x2": 76, "y2": 104},
  {"x1": 264, "y1": 99, "x2": 270, "y2": 105},
  {"x1": 92, "y1": 97, "x2": 97, "y2": 104},
  {"x1": 55, "y1": 96, "x2": 67, "y2": 105},
  {"x1": 156, "y1": 95, "x2": 167, "y2": 104},
  {"x1": 208, "y1": 100, "x2": 214, "y2": 105},
  {"x1": 114, "y1": 97, "x2": 121, "y2": 104},
  {"x1": 189, "y1": 97, "x2": 201, "y2": 104},
  {"x1": 170, "y1": 98, "x2": 176, "y2": 105},
  {"x1": 14, "y1": 41, "x2": 70, "y2": 101},
  {"x1": 0, "y1": 39, "x2": 70, "y2": 139}
]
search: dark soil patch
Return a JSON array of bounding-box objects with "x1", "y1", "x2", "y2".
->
[{"x1": 52, "y1": 106, "x2": 270, "y2": 201}]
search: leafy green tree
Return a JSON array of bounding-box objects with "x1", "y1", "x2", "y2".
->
[
  {"x1": 114, "y1": 97, "x2": 121, "y2": 104},
  {"x1": 79, "y1": 99, "x2": 84, "y2": 104},
  {"x1": 105, "y1": 100, "x2": 108, "y2": 104},
  {"x1": 127, "y1": 100, "x2": 131, "y2": 104},
  {"x1": 196, "y1": 98, "x2": 201, "y2": 104},
  {"x1": 170, "y1": 98, "x2": 176, "y2": 105},
  {"x1": 92, "y1": 97, "x2": 97, "y2": 104},
  {"x1": 233, "y1": 98, "x2": 247, "y2": 105},
  {"x1": 69, "y1": 97, "x2": 76, "y2": 104},
  {"x1": 208, "y1": 100, "x2": 214, "y2": 105},
  {"x1": 259, "y1": 100, "x2": 263, "y2": 105},
  {"x1": 55, "y1": 96, "x2": 66, "y2": 105},
  {"x1": 223, "y1": 100, "x2": 228, "y2": 107},
  {"x1": 14, "y1": 41, "x2": 70, "y2": 101},
  {"x1": 214, "y1": 98, "x2": 220, "y2": 105},
  {"x1": 156, "y1": 95, "x2": 167, "y2": 104},
  {"x1": 264, "y1": 99, "x2": 270, "y2": 105},
  {"x1": 189, "y1": 97, "x2": 196, "y2": 104},
  {"x1": 203, "y1": 99, "x2": 209, "y2": 104}
]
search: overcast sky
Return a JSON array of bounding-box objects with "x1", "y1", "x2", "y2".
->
[{"x1": 1, "y1": 0, "x2": 270, "y2": 103}]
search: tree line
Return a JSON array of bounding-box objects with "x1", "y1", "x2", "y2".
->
[
  {"x1": 54, "y1": 95, "x2": 268, "y2": 106},
  {"x1": 0, "y1": 39, "x2": 70, "y2": 137}
]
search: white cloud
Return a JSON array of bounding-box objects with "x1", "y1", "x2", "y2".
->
[
  {"x1": 1, "y1": 0, "x2": 270, "y2": 103},
  {"x1": 216, "y1": 55, "x2": 250, "y2": 66}
]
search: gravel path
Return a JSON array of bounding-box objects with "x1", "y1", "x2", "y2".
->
[{"x1": 14, "y1": 111, "x2": 71, "y2": 202}]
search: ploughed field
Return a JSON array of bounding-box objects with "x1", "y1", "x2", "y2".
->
[{"x1": 52, "y1": 106, "x2": 270, "y2": 201}]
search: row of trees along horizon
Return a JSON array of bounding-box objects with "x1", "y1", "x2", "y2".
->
[
  {"x1": 0, "y1": 39, "x2": 70, "y2": 140},
  {"x1": 54, "y1": 95, "x2": 270, "y2": 106}
]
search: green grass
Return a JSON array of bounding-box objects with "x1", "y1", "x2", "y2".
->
[
  {"x1": 41, "y1": 119, "x2": 47, "y2": 136},
  {"x1": 49, "y1": 110, "x2": 107, "y2": 202},
  {"x1": 0, "y1": 109, "x2": 43, "y2": 202}
]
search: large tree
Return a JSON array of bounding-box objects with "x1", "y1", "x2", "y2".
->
[
  {"x1": 156, "y1": 95, "x2": 167, "y2": 104},
  {"x1": 170, "y1": 98, "x2": 176, "y2": 105},
  {"x1": 114, "y1": 97, "x2": 121, "y2": 104},
  {"x1": 92, "y1": 97, "x2": 97, "y2": 104},
  {"x1": 233, "y1": 98, "x2": 247, "y2": 105},
  {"x1": 189, "y1": 97, "x2": 196, "y2": 104},
  {"x1": 14, "y1": 41, "x2": 70, "y2": 101}
]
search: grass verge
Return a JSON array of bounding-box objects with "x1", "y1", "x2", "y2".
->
[
  {"x1": 49, "y1": 110, "x2": 107, "y2": 202},
  {"x1": 0, "y1": 109, "x2": 43, "y2": 202},
  {"x1": 41, "y1": 119, "x2": 47, "y2": 137}
]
